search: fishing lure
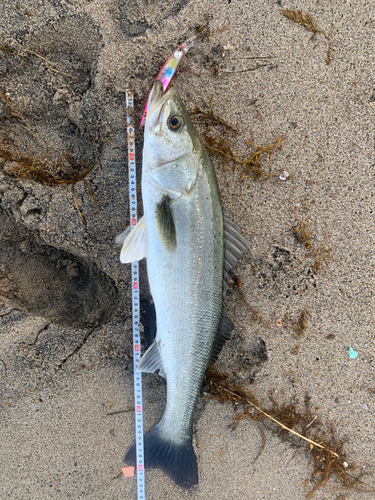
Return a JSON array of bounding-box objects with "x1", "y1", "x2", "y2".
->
[{"x1": 140, "y1": 38, "x2": 195, "y2": 127}]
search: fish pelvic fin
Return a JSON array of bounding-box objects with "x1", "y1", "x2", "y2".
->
[
  {"x1": 119, "y1": 216, "x2": 147, "y2": 263},
  {"x1": 115, "y1": 226, "x2": 130, "y2": 244},
  {"x1": 136, "y1": 339, "x2": 166, "y2": 378},
  {"x1": 124, "y1": 424, "x2": 198, "y2": 489}
]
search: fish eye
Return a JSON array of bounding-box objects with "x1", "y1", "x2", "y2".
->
[{"x1": 168, "y1": 115, "x2": 184, "y2": 131}]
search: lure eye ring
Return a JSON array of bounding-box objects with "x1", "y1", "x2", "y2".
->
[{"x1": 168, "y1": 115, "x2": 184, "y2": 131}]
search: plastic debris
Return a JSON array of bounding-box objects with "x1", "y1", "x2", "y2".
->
[
  {"x1": 279, "y1": 171, "x2": 289, "y2": 180},
  {"x1": 122, "y1": 466, "x2": 135, "y2": 477},
  {"x1": 360, "y1": 403, "x2": 369, "y2": 410},
  {"x1": 348, "y1": 347, "x2": 358, "y2": 359}
]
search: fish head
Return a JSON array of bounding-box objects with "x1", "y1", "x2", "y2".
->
[{"x1": 144, "y1": 81, "x2": 200, "y2": 197}]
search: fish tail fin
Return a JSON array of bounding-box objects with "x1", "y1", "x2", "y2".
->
[{"x1": 124, "y1": 424, "x2": 198, "y2": 489}]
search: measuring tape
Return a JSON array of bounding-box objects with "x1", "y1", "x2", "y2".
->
[{"x1": 126, "y1": 89, "x2": 145, "y2": 500}]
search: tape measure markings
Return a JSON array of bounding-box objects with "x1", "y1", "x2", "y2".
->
[{"x1": 126, "y1": 89, "x2": 145, "y2": 500}]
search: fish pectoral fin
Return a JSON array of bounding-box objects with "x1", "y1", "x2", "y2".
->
[
  {"x1": 120, "y1": 216, "x2": 147, "y2": 263},
  {"x1": 210, "y1": 309, "x2": 234, "y2": 364},
  {"x1": 136, "y1": 340, "x2": 166, "y2": 378},
  {"x1": 155, "y1": 195, "x2": 176, "y2": 252},
  {"x1": 223, "y1": 211, "x2": 251, "y2": 298}
]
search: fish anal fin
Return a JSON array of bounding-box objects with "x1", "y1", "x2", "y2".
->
[
  {"x1": 210, "y1": 309, "x2": 234, "y2": 364},
  {"x1": 120, "y1": 216, "x2": 147, "y2": 263},
  {"x1": 136, "y1": 339, "x2": 166, "y2": 378},
  {"x1": 155, "y1": 195, "x2": 176, "y2": 251}
]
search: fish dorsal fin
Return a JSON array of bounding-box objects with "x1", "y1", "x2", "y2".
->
[
  {"x1": 155, "y1": 195, "x2": 177, "y2": 251},
  {"x1": 223, "y1": 211, "x2": 251, "y2": 297},
  {"x1": 136, "y1": 339, "x2": 166, "y2": 378},
  {"x1": 210, "y1": 309, "x2": 234, "y2": 364},
  {"x1": 120, "y1": 216, "x2": 147, "y2": 263}
]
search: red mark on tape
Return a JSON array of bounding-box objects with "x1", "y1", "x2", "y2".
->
[
  {"x1": 129, "y1": 153, "x2": 135, "y2": 160},
  {"x1": 132, "y1": 218, "x2": 136, "y2": 225},
  {"x1": 139, "y1": 465, "x2": 143, "y2": 472},
  {"x1": 133, "y1": 282, "x2": 138, "y2": 290},
  {"x1": 137, "y1": 405, "x2": 141, "y2": 412},
  {"x1": 135, "y1": 345, "x2": 139, "y2": 352}
]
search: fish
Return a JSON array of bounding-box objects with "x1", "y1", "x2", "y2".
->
[{"x1": 120, "y1": 80, "x2": 250, "y2": 488}]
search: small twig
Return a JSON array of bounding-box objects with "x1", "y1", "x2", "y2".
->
[
  {"x1": 72, "y1": 184, "x2": 86, "y2": 225},
  {"x1": 111, "y1": 472, "x2": 123, "y2": 480},
  {"x1": 222, "y1": 63, "x2": 272, "y2": 74},
  {"x1": 233, "y1": 56, "x2": 272, "y2": 60},
  {"x1": 24, "y1": 49, "x2": 77, "y2": 79},
  {"x1": 107, "y1": 408, "x2": 132, "y2": 416},
  {"x1": 84, "y1": 179, "x2": 100, "y2": 210},
  {"x1": 306, "y1": 416, "x2": 317, "y2": 428},
  {"x1": 0, "y1": 45, "x2": 13, "y2": 53}
]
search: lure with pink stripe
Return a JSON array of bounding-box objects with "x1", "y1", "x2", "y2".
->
[{"x1": 140, "y1": 39, "x2": 194, "y2": 127}]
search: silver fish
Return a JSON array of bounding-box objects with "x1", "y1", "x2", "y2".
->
[{"x1": 120, "y1": 81, "x2": 250, "y2": 488}]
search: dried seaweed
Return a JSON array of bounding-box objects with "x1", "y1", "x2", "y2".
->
[
  {"x1": 292, "y1": 217, "x2": 332, "y2": 275},
  {"x1": 292, "y1": 219, "x2": 313, "y2": 250},
  {"x1": 0, "y1": 145, "x2": 93, "y2": 186},
  {"x1": 294, "y1": 308, "x2": 311, "y2": 338},
  {"x1": 191, "y1": 101, "x2": 285, "y2": 182},
  {"x1": 203, "y1": 366, "x2": 374, "y2": 498},
  {"x1": 0, "y1": 144, "x2": 95, "y2": 224},
  {"x1": 241, "y1": 138, "x2": 284, "y2": 181},
  {"x1": 310, "y1": 244, "x2": 333, "y2": 275},
  {"x1": 202, "y1": 130, "x2": 283, "y2": 180},
  {"x1": 191, "y1": 105, "x2": 236, "y2": 132},
  {"x1": 280, "y1": 10, "x2": 323, "y2": 38},
  {"x1": 280, "y1": 9, "x2": 332, "y2": 66},
  {"x1": 325, "y1": 40, "x2": 332, "y2": 66}
]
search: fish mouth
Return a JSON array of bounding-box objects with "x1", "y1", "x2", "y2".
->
[{"x1": 147, "y1": 81, "x2": 178, "y2": 128}]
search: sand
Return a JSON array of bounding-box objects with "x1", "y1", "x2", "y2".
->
[{"x1": 0, "y1": 0, "x2": 374, "y2": 499}]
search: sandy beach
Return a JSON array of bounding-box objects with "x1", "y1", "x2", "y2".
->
[{"x1": 1, "y1": 1, "x2": 374, "y2": 499}]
